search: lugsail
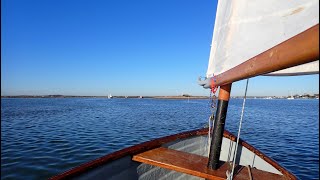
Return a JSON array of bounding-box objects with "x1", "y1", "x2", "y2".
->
[
  {"x1": 206, "y1": 0, "x2": 319, "y2": 79},
  {"x1": 266, "y1": 61, "x2": 319, "y2": 76}
]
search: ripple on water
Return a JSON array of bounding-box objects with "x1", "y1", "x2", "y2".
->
[{"x1": 1, "y1": 98, "x2": 319, "y2": 180}]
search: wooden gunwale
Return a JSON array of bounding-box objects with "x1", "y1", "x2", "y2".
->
[
  {"x1": 50, "y1": 128, "x2": 296, "y2": 180},
  {"x1": 211, "y1": 24, "x2": 319, "y2": 87}
]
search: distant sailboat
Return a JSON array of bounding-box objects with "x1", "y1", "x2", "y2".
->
[
  {"x1": 287, "y1": 95, "x2": 294, "y2": 100},
  {"x1": 287, "y1": 91, "x2": 294, "y2": 100},
  {"x1": 108, "y1": 94, "x2": 113, "y2": 99}
]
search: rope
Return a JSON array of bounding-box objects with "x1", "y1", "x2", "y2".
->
[
  {"x1": 207, "y1": 114, "x2": 215, "y2": 156},
  {"x1": 228, "y1": 78, "x2": 249, "y2": 180},
  {"x1": 208, "y1": 115, "x2": 212, "y2": 156},
  {"x1": 207, "y1": 84, "x2": 218, "y2": 156}
]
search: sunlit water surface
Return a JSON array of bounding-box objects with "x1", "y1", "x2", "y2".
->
[{"x1": 1, "y1": 98, "x2": 319, "y2": 180}]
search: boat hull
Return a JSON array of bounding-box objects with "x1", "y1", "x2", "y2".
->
[{"x1": 50, "y1": 128, "x2": 296, "y2": 180}]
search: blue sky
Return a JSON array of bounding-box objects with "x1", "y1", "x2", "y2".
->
[{"x1": 1, "y1": 0, "x2": 319, "y2": 96}]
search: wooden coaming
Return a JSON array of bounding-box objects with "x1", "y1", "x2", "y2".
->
[{"x1": 50, "y1": 128, "x2": 297, "y2": 180}]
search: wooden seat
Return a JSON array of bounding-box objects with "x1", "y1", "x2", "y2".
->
[{"x1": 132, "y1": 147, "x2": 286, "y2": 180}]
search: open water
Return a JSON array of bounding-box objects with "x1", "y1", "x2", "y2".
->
[{"x1": 1, "y1": 98, "x2": 319, "y2": 180}]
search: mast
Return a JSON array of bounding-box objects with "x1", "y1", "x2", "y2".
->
[{"x1": 207, "y1": 84, "x2": 232, "y2": 169}]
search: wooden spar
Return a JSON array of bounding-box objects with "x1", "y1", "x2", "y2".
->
[
  {"x1": 208, "y1": 84, "x2": 232, "y2": 170},
  {"x1": 211, "y1": 24, "x2": 319, "y2": 87}
]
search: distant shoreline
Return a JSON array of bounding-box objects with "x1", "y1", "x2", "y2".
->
[
  {"x1": 1, "y1": 95, "x2": 319, "y2": 99},
  {"x1": 0, "y1": 95, "x2": 208, "y2": 99}
]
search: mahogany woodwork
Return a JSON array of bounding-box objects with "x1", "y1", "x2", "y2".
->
[
  {"x1": 218, "y1": 84, "x2": 232, "y2": 101},
  {"x1": 133, "y1": 147, "x2": 287, "y2": 180}
]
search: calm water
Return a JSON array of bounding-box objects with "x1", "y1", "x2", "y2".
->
[{"x1": 1, "y1": 98, "x2": 319, "y2": 180}]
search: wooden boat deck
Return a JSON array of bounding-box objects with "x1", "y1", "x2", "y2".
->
[{"x1": 133, "y1": 147, "x2": 287, "y2": 180}]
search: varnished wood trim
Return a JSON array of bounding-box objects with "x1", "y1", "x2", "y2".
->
[
  {"x1": 50, "y1": 128, "x2": 296, "y2": 180},
  {"x1": 218, "y1": 84, "x2": 232, "y2": 101},
  {"x1": 133, "y1": 147, "x2": 226, "y2": 180},
  {"x1": 133, "y1": 147, "x2": 286, "y2": 180},
  {"x1": 212, "y1": 24, "x2": 319, "y2": 87}
]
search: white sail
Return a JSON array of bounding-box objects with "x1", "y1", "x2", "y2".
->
[
  {"x1": 207, "y1": 0, "x2": 319, "y2": 78},
  {"x1": 266, "y1": 61, "x2": 319, "y2": 76}
]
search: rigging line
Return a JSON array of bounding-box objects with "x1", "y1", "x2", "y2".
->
[
  {"x1": 229, "y1": 78, "x2": 250, "y2": 180},
  {"x1": 208, "y1": 115, "x2": 211, "y2": 156},
  {"x1": 207, "y1": 87, "x2": 217, "y2": 156},
  {"x1": 207, "y1": 90, "x2": 213, "y2": 156},
  {"x1": 207, "y1": 90, "x2": 212, "y2": 156},
  {"x1": 207, "y1": 114, "x2": 215, "y2": 156}
]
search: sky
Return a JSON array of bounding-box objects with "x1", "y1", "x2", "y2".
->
[{"x1": 1, "y1": 0, "x2": 319, "y2": 97}]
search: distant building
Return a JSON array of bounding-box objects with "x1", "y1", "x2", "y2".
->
[{"x1": 182, "y1": 94, "x2": 191, "y2": 97}]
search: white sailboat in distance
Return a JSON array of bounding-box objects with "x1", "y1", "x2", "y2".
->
[{"x1": 287, "y1": 91, "x2": 295, "y2": 100}]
